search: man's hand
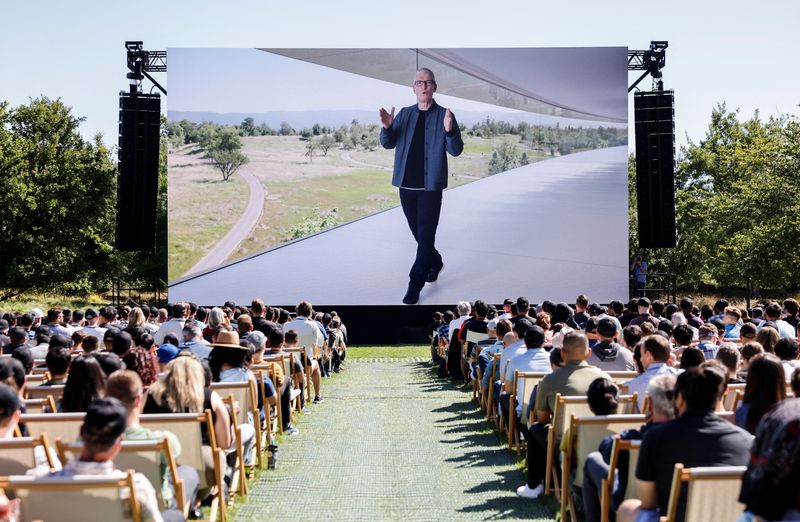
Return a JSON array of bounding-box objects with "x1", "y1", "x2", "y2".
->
[
  {"x1": 379, "y1": 107, "x2": 395, "y2": 129},
  {"x1": 443, "y1": 108, "x2": 453, "y2": 132}
]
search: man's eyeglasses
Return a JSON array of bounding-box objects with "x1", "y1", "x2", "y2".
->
[{"x1": 414, "y1": 80, "x2": 435, "y2": 87}]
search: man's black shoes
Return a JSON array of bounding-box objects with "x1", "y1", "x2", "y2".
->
[
  {"x1": 425, "y1": 263, "x2": 444, "y2": 286},
  {"x1": 403, "y1": 286, "x2": 420, "y2": 305}
]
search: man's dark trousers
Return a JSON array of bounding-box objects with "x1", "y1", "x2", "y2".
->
[{"x1": 399, "y1": 188, "x2": 443, "y2": 291}]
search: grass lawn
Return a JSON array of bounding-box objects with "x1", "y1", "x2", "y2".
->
[{"x1": 347, "y1": 345, "x2": 430, "y2": 359}]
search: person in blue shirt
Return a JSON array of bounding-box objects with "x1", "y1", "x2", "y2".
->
[{"x1": 379, "y1": 67, "x2": 464, "y2": 305}]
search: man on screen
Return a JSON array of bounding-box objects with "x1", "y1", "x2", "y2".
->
[{"x1": 379, "y1": 68, "x2": 464, "y2": 305}]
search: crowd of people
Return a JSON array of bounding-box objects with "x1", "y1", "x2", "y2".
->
[
  {"x1": 0, "y1": 299, "x2": 348, "y2": 521},
  {"x1": 430, "y1": 295, "x2": 800, "y2": 522}
]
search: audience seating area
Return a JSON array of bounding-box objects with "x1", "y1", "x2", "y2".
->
[
  {"x1": 428, "y1": 295, "x2": 800, "y2": 522},
  {"x1": 0, "y1": 299, "x2": 348, "y2": 521}
]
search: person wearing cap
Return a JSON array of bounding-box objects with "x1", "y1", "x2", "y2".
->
[
  {"x1": 79, "y1": 308, "x2": 107, "y2": 346},
  {"x1": 587, "y1": 317, "x2": 636, "y2": 371},
  {"x1": 0, "y1": 382, "x2": 60, "y2": 472},
  {"x1": 2, "y1": 327, "x2": 29, "y2": 355},
  {"x1": 498, "y1": 298, "x2": 514, "y2": 321},
  {"x1": 628, "y1": 297, "x2": 660, "y2": 328},
  {"x1": 39, "y1": 397, "x2": 176, "y2": 522},
  {"x1": 156, "y1": 342, "x2": 180, "y2": 371}
]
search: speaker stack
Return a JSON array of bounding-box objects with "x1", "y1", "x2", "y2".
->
[
  {"x1": 634, "y1": 90, "x2": 676, "y2": 248},
  {"x1": 117, "y1": 91, "x2": 161, "y2": 251}
]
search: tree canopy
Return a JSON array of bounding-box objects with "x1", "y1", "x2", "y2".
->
[{"x1": 632, "y1": 105, "x2": 800, "y2": 292}]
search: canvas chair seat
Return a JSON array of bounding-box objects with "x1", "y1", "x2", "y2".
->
[{"x1": 662, "y1": 463, "x2": 746, "y2": 522}]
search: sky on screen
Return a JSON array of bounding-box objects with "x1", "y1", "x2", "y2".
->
[{"x1": 2, "y1": 0, "x2": 798, "y2": 153}]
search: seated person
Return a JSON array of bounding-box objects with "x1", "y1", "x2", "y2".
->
[
  {"x1": 582, "y1": 373, "x2": 676, "y2": 522},
  {"x1": 106, "y1": 370, "x2": 200, "y2": 515},
  {"x1": 266, "y1": 329, "x2": 300, "y2": 436},
  {"x1": 40, "y1": 398, "x2": 181, "y2": 522},
  {"x1": 499, "y1": 325, "x2": 550, "y2": 438},
  {"x1": 0, "y1": 382, "x2": 60, "y2": 472},
  {"x1": 587, "y1": 318, "x2": 636, "y2": 371},
  {"x1": 517, "y1": 332, "x2": 609, "y2": 499},
  {"x1": 144, "y1": 356, "x2": 233, "y2": 503},
  {"x1": 617, "y1": 363, "x2": 752, "y2": 522},
  {"x1": 739, "y1": 398, "x2": 800, "y2": 521},
  {"x1": 207, "y1": 331, "x2": 259, "y2": 467},
  {"x1": 42, "y1": 347, "x2": 70, "y2": 385}
]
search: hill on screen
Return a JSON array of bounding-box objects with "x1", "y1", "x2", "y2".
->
[{"x1": 168, "y1": 110, "x2": 626, "y2": 130}]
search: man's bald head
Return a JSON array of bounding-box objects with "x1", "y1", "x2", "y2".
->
[{"x1": 562, "y1": 332, "x2": 590, "y2": 361}]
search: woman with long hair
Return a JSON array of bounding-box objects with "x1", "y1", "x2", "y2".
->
[
  {"x1": 144, "y1": 354, "x2": 233, "y2": 501},
  {"x1": 755, "y1": 325, "x2": 780, "y2": 354},
  {"x1": 735, "y1": 353, "x2": 786, "y2": 434},
  {"x1": 59, "y1": 356, "x2": 105, "y2": 412},
  {"x1": 126, "y1": 307, "x2": 147, "y2": 330}
]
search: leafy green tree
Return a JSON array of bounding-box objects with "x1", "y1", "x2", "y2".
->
[
  {"x1": 208, "y1": 149, "x2": 248, "y2": 182},
  {"x1": 279, "y1": 121, "x2": 294, "y2": 136},
  {"x1": 240, "y1": 117, "x2": 256, "y2": 136},
  {"x1": 0, "y1": 97, "x2": 118, "y2": 299},
  {"x1": 632, "y1": 105, "x2": 800, "y2": 292},
  {"x1": 488, "y1": 140, "x2": 521, "y2": 175},
  {"x1": 305, "y1": 139, "x2": 318, "y2": 162},
  {"x1": 317, "y1": 134, "x2": 335, "y2": 156}
]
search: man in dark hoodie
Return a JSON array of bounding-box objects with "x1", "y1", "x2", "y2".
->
[{"x1": 586, "y1": 317, "x2": 636, "y2": 371}]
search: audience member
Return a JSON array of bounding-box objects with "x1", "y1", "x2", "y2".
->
[
  {"x1": 775, "y1": 337, "x2": 800, "y2": 381},
  {"x1": 60, "y1": 356, "x2": 105, "y2": 412},
  {"x1": 617, "y1": 364, "x2": 752, "y2": 522},
  {"x1": 587, "y1": 317, "x2": 635, "y2": 371},
  {"x1": 625, "y1": 335, "x2": 678, "y2": 410},
  {"x1": 738, "y1": 398, "x2": 800, "y2": 521},
  {"x1": 518, "y1": 332, "x2": 608, "y2": 499}
]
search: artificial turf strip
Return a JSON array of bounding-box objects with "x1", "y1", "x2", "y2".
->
[{"x1": 234, "y1": 360, "x2": 555, "y2": 521}]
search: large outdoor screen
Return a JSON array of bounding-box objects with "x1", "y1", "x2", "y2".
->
[{"x1": 167, "y1": 48, "x2": 629, "y2": 306}]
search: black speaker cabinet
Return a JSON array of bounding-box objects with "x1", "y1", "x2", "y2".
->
[
  {"x1": 117, "y1": 92, "x2": 160, "y2": 251},
  {"x1": 634, "y1": 90, "x2": 677, "y2": 248}
]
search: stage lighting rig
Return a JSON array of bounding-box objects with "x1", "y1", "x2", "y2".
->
[
  {"x1": 125, "y1": 41, "x2": 167, "y2": 95},
  {"x1": 628, "y1": 41, "x2": 668, "y2": 92}
]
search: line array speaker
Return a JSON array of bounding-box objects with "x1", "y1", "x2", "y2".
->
[
  {"x1": 634, "y1": 90, "x2": 677, "y2": 248},
  {"x1": 117, "y1": 92, "x2": 160, "y2": 251}
]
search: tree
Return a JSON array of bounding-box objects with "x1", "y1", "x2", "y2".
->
[
  {"x1": 279, "y1": 121, "x2": 294, "y2": 136},
  {"x1": 305, "y1": 139, "x2": 318, "y2": 162},
  {"x1": 317, "y1": 135, "x2": 335, "y2": 156},
  {"x1": 632, "y1": 104, "x2": 800, "y2": 291},
  {"x1": 488, "y1": 140, "x2": 521, "y2": 175},
  {"x1": 0, "y1": 97, "x2": 117, "y2": 298},
  {"x1": 240, "y1": 117, "x2": 256, "y2": 136},
  {"x1": 208, "y1": 149, "x2": 249, "y2": 181}
]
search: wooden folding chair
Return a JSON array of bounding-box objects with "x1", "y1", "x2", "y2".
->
[
  {"x1": 471, "y1": 342, "x2": 487, "y2": 401},
  {"x1": 722, "y1": 383, "x2": 746, "y2": 411},
  {"x1": 22, "y1": 396, "x2": 57, "y2": 414},
  {"x1": 284, "y1": 347, "x2": 310, "y2": 402},
  {"x1": 23, "y1": 374, "x2": 46, "y2": 388},
  {"x1": 561, "y1": 414, "x2": 646, "y2": 522},
  {"x1": 57, "y1": 437, "x2": 188, "y2": 518},
  {"x1": 25, "y1": 384, "x2": 65, "y2": 401},
  {"x1": 606, "y1": 371, "x2": 638, "y2": 384},
  {"x1": 21, "y1": 412, "x2": 85, "y2": 448},
  {"x1": 254, "y1": 367, "x2": 279, "y2": 439},
  {"x1": 0, "y1": 470, "x2": 142, "y2": 522},
  {"x1": 221, "y1": 395, "x2": 248, "y2": 501},
  {"x1": 544, "y1": 394, "x2": 638, "y2": 497},
  {"x1": 661, "y1": 463, "x2": 746, "y2": 522},
  {"x1": 508, "y1": 371, "x2": 548, "y2": 454},
  {"x1": 0, "y1": 434, "x2": 58, "y2": 475},
  {"x1": 140, "y1": 411, "x2": 227, "y2": 522},
  {"x1": 601, "y1": 439, "x2": 641, "y2": 522},
  {"x1": 486, "y1": 353, "x2": 502, "y2": 423},
  {"x1": 210, "y1": 380, "x2": 263, "y2": 471}
]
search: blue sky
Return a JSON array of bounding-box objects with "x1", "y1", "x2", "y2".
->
[{"x1": 3, "y1": 0, "x2": 798, "y2": 152}]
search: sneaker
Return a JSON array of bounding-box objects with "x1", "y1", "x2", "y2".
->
[
  {"x1": 301, "y1": 407, "x2": 312, "y2": 414},
  {"x1": 313, "y1": 396, "x2": 324, "y2": 404},
  {"x1": 402, "y1": 286, "x2": 420, "y2": 305},
  {"x1": 285, "y1": 426, "x2": 299, "y2": 436},
  {"x1": 516, "y1": 483, "x2": 544, "y2": 499},
  {"x1": 425, "y1": 263, "x2": 444, "y2": 285}
]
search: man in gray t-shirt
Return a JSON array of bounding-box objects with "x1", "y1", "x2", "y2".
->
[{"x1": 586, "y1": 317, "x2": 636, "y2": 371}]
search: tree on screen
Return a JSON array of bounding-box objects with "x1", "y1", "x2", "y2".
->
[{"x1": 209, "y1": 149, "x2": 249, "y2": 181}]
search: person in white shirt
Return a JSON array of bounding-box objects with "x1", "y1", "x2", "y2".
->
[
  {"x1": 501, "y1": 325, "x2": 551, "y2": 424},
  {"x1": 625, "y1": 335, "x2": 679, "y2": 411},
  {"x1": 78, "y1": 308, "x2": 107, "y2": 346},
  {"x1": 758, "y1": 302, "x2": 797, "y2": 340},
  {"x1": 283, "y1": 301, "x2": 324, "y2": 403},
  {"x1": 153, "y1": 302, "x2": 188, "y2": 346}
]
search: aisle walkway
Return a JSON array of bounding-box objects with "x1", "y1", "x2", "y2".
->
[{"x1": 235, "y1": 361, "x2": 554, "y2": 521}]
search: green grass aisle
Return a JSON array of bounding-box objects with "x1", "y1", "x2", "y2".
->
[{"x1": 234, "y1": 359, "x2": 555, "y2": 521}]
